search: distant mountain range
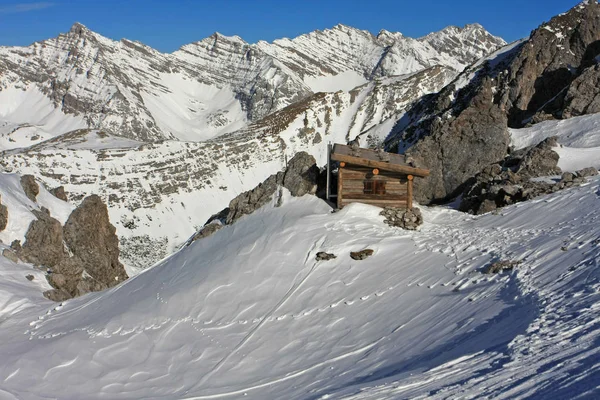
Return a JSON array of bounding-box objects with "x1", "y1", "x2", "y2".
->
[{"x1": 0, "y1": 22, "x2": 505, "y2": 145}]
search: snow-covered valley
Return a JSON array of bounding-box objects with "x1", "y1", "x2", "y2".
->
[{"x1": 0, "y1": 175, "x2": 599, "y2": 399}]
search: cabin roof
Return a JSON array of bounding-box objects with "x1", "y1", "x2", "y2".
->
[{"x1": 331, "y1": 144, "x2": 430, "y2": 177}]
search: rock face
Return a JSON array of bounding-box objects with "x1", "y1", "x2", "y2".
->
[
  {"x1": 225, "y1": 152, "x2": 319, "y2": 224},
  {"x1": 0, "y1": 195, "x2": 7, "y2": 231},
  {"x1": 17, "y1": 195, "x2": 128, "y2": 301},
  {"x1": 20, "y1": 175, "x2": 39, "y2": 202},
  {"x1": 393, "y1": 1, "x2": 600, "y2": 204}
]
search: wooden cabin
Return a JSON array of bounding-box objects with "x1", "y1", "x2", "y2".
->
[{"x1": 331, "y1": 144, "x2": 430, "y2": 209}]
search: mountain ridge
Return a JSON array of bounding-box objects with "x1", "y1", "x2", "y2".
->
[{"x1": 0, "y1": 21, "x2": 505, "y2": 144}]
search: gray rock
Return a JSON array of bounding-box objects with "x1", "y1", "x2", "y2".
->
[
  {"x1": 16, "y1": 194, "x2": 128, "y2": 301},
  {"x1": 477, "y1": 199, "x2": 498, "y2": 214},
  {"x1": 19, "y1": 209, "x2": 66, "y2": 268},
  {"x1": 483, "y1": 260, "x2": 521, "y2": 274},
  {"x1": 316, "y1": 252, "x2": 336, "y2": 261},
  {"x1": 225, "y1": 152, "x2": 318, "y2": 225},
  {"x1": 61, "y1": 195, "x2": 128, "y2": 295},
  {"x1": 50, "y1": 186, "x2": 68, "y2": 201},
  {"x1": 189, "y1": 222, "x2": 223, "y2": 244},
  {"x1": 2, "y1": 249, "x2": 18, "y2": 263},
  {"x1": 25, "y1": 274, "x2": 34, "y2": 281},
  {"x1": 0, "y1": 195, "x2": 7, "y2": 232},
  {"x1": 10, "y1": 240, "x2": 21, "y2": 252},
  {"x1": 381, "y1": 207, "x2": 423, "y2": 230},
  {"x1": 350, "y1": 249, "x2": 374, "y2": 260},
  {"x1": 516, "y1": 137, "x2": 561, "y2": 177},
  {"x1": 576, "y1": 167, "x2": 599, "y2": 177},
  {"x1": 561, "y1": 172, "x2": 575, "y2": 182},
  {"x1": 20, "y1": 175, "x2": 39, "y2": 202}
]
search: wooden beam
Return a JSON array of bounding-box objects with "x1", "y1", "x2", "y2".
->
[
  {"x1": 331, "y1": 153, "x2": 430, "y2": 177},
  {"x1": 343, "y1": 194, "x2": 408, "y2": 201},
  {"x1": 341, "y1": 200, "x2": 408, "y2": 208},
  {"x1": 337, "y1": 166, "x2": 343, "y2": 209},
  {"x1": 407, "y1": 175, "x2": 414, "y2": 209}
]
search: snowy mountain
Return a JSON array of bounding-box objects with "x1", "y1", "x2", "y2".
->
[
  {"x1": 0, "y1": 22, "x2": 505, "y2": 145},
  {"x1": 0, "y1": 174, "x2": 598, "y2": 398}
]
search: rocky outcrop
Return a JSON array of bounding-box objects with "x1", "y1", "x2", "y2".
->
[
  {"x1": 225, "y1": 152, "x2": 319, "y2": 224},
  {"x1": 20, "y1": 175, "x2": 39, "y2": 202},
  {"x1": 19, "y1": 208, "x2": 66, "y2": 268},
  {"x1": 16, "y1": 195, "x2": 128, "y2": 301},
  {"x1": 459, "y1": 142, "x2": 596, "y2": 214},
  {"x1": 394, "y1": 1, "x2": 600, "y2": 204},
  {"x1": 0, "y1": 195, "x2": 7, "y2": 231},
  {"x1": 514, "y1": 137, "x2": 562, "y2": 177}
]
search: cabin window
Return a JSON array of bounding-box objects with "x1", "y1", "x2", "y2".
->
[{"x1": 363, "y1": 180, "x2": 386, "y2": 194}]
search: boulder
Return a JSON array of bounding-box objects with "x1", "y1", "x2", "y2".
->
[
  {"x1": 189, "y1": 222, "x2": 223, "y2": 244},
  {"x1": 281, "y1": 152, "x2": 319, "y2": 197},
  {"x1": 316, "y1": 252, "x2": 336, "y2": 261},
  {"x1": 483, "y1": 260, "x2": 521, "y2": 274},
  {"x1": 20, "y1": 175, "x2": 39, "y2": 202},
  {"x1": 50, "y1": 186, "x2": 68, "y2": 201},
  {"x1": 350, "y1": 249, "x2": 374, "y2": 260},
  {"x1": 2, "y1": 249, "x2": 18, "y2": 263},
  {"x1": 576, "y1": 167, "x2": 599, "y2": 177},
  {"x1": 0, "y1": 195, "x2": 7, "y2": 231}
]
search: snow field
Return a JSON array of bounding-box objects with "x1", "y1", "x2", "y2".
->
[
  {"x1": 510, "y1": 113, "x2": 600, "y2": 171},
  {"x1": 0, "y1": 176, "x2": 598, "y2": 398}
]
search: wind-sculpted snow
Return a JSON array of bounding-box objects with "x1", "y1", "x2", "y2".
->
[{"x1": 0, "y1": 177, "x2": 598, "y2": 399}]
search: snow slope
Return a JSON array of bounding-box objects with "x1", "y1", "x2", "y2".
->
[
  {"x1": 510, "y1": 113, "x2": 600, "y2": 171},
  {"x1": 0, "y1": 176, "x2": 599, "y2": 399}
]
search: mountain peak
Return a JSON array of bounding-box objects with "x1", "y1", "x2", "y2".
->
[{"x1": 69, "y1": 22, "x2": 91, "y2": 35}]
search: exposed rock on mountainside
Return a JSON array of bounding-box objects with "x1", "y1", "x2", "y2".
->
[
  {"x1": 185, "y1": 151, "x2": 320, "y2": 244},
  {"x1": 459, "y1": 137, "x2": 598, "y2": 214},
  {"x1": 394, "y1": 1, "x2": 600, "y2": 204},
  {"x1": 20, "y1": 175, "x2": 39, "y2": 202},
  {"x1": 225, "y1": 151, "x2": 319, "y2": 224},
  {"x1": 16, "y1": 195, "x2": 127, "y2": 301}
]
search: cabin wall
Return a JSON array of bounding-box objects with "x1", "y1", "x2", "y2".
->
[{"x1": 338, "y1": 166, "x2": 410, "y2": 209}]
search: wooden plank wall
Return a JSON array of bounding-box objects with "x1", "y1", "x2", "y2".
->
[{"x1": 339, "y1": 166, "x2": 409, "y2": 208}]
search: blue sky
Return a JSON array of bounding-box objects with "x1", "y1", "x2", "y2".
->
[{"x1": 0, "y1": 0, "x2": 584, "y2": 52}]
